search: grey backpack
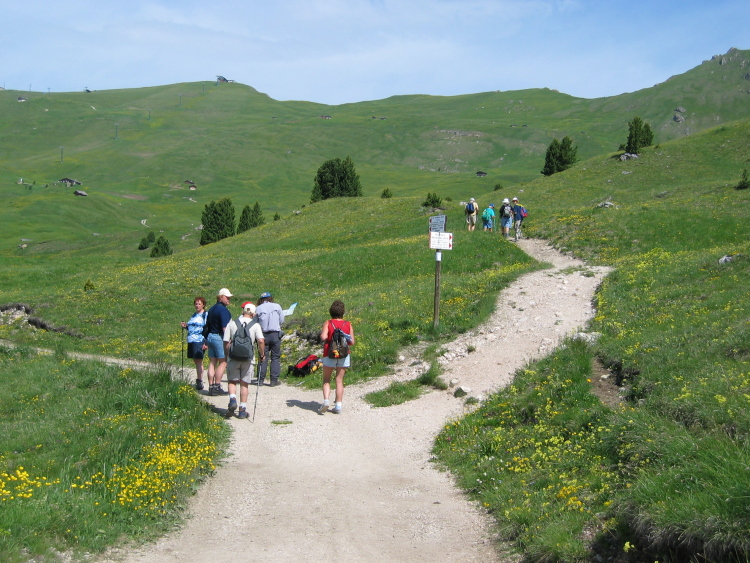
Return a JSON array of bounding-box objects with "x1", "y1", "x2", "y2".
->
[{"x1": 229, "y1": 318, "x2": 254, "y2": 360}]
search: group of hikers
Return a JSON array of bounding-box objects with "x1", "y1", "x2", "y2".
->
[
  {"x1": 182, "y1": 290, "x2": 354, "y2": 418},
  {"x1": 465, "y1": 196, "x2": 527, "y2": 241}
]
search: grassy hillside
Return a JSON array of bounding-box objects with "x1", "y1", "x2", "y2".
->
[
  {"x1": 1, "y1": 48, "x2": 749, "y2": 258},
  {"x1": 435, "y1": 119, "x2": 750, "y2": 562}
]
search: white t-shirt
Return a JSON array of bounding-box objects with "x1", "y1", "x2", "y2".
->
[{"x1": 223, "y1": 316, "x2": 265, "y2": 361}]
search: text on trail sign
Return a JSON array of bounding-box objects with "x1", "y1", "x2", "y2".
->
[
  {"x1": 429, "y1": 215, "x2": 447, "y2": 233},
  {"x1": 429, "y1": 231, "x2": 453, "y2": 250}
]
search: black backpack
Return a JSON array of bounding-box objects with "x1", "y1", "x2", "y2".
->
[
  {"x1": 229, "y1": 317, "x2": 254, "y2": 360},
  {"x1": 328, "y1": 322, "x2": 350, "y2": 359}
]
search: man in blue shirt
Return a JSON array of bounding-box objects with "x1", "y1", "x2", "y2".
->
[
  {"x1": 205, "y1": 288, "x2": 233, "y2": 396},
  {"x1": 255, "y1": 291, "x2": 285, "y2": 386}
]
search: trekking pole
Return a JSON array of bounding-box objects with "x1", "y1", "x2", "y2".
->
[
  {"x1": 252, "y1": 354, "x2": 261, "y2": 422},
  {"x1": 181, "y1": 327, "x2": 185, "y2": 381}
]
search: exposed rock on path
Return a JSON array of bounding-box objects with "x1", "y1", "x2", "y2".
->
[{"x1": 99, "y1": 239, "x2": 610, "y2": 563}]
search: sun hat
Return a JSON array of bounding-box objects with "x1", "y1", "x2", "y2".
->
[
  {"x1": 470, "y1": 197, "x2": 475, "y2": 202},
  {"x1": 512, "y1": 197, "x2": 519, "y2": 201},
  {"x1": 242, "y1": 302, "x2": 256, "y2": 315},
  {"x1": 502, "y1": 198, "x2": 510, "y2": 204},
  {"x1": 218, "y1": 288, "x2": 233, "y2": 297},
  {"x1": 259, "y1": 292, "x2": 272, "y2": 299}
]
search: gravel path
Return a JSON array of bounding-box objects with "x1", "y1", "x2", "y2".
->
[{"x1": 100, "y1": 239, "x2": 610, "y2": 563}]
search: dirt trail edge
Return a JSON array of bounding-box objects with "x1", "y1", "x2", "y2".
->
[{"x1": 100, "y1": 239, "x2": 610, "y2": 563}]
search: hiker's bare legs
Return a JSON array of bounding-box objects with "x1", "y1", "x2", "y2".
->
[
  {"x1": 208, "y1": 357, "x2": 227, "y2": 387},
  {"x1": 334, "y1": 367, "x2": 346, "y2": 402},
  {"x1": 322, "y1": 366, "x2": 334, "y2": 402}
]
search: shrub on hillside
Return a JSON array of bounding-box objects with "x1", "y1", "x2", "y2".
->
[
  {"x1": 625, "y1": 116, "x2": 654, "y2": 154},
  {"x1": 381, "y1": 187, "x2": 393, "y2": 199},
  {"x1": 422, "y1": 192, "x2": 442, "y2": 208},
  {"x1": 310, "y1": 156, "x2": 362, "y2": 202},
  {"x1": 150, "y1": 236, "x2": 173, "y2": 257},
  {"x1": 735, "y1": 168, "x2": 749, "y2": 190}
]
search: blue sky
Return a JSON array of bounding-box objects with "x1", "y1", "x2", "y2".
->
[{"x1": 2, "y1": 0, "x2": 748, "y2": 104}]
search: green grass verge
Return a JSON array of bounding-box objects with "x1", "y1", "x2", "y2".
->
[
  {"x1": 0, "y1": 346, "x2": 227, "y2": 562},
  {"x1": 435, "y1": 119, "x2": 750, "y2": 561}
]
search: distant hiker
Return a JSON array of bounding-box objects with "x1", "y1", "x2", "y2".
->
[
  {"x1": 205, "y1": 288, "x2": 233, "y2": 396},
  {"x1": 512, "y1": 197, "x2": 526, "y2": 241},
  {"x1": 255, "y1": 291, "x2": 285, "y2": 387},
  {"x1": 482, "y1": 203, "x2": 495, "y2": 232},
  {"x1": 318, "y1": 300, "x2": 354, "y2": 415},
  {"x1": 223, "y1": 302, "x2": 265, "y2": 419},
  {"x1": 181, "y1": 296, "x2": 208, "y2": 391},
  {"x1": 499, "y1": 198, "x2": 514, "y2": 239},
  {"x1": 465, "y1": 198, "x2": 479, "y2": 231}
]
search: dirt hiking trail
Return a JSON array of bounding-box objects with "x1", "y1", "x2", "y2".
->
[{"x1": 101, "y1": 239, "x2": 610, "y2": 563}]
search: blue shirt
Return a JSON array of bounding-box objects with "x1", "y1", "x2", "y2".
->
[
  {"x1": 256, "y1": 301, "x2": 285, "y2": 332},
  {"x1": 186, "y1": 311, "x2": 207, "y2": 343},
  {"x1": 206, "y1": 302, "x2": 232, "y2": 335}
]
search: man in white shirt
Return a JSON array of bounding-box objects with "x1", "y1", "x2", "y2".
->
[{"x1": 223, "y1": 302, "x2": 265, "y2": 419}]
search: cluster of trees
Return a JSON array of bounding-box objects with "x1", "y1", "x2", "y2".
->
[
  {"x1": 541, "y1": 136, "x2": 578, "y2": 176},
  {"x1": 200, "y1": 198, "x2": 267, "y2": 246},
  {"x1": 311, "y1": 156, "x2": 362, "y2": 202},
  {"x1": 138, "y1": 230, "x2": 172, "y2": 257}
]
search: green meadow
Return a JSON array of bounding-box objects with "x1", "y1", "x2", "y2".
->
[{"x1": 2, "y1": 48, "x2": 750, "y2": 562}]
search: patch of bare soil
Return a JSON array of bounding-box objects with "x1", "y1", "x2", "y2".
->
[{"x1": 98, "y1": 239, "x2": 610, "y2": 563}]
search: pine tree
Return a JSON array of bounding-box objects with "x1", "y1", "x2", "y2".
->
[
  {"x1": 249, "y1": 201, "x2": 265, "y2": 228},
  {"x1": 147, "y1": 231, "x2": 156, "y2": 244},
  {"x1": 625, "y1": 116, "x2": 654, "y2": 154},
  {"x1": 200, "y1": 197, "x2": 235, "y2": 245},
  {"x1": 541, "y1": 138, "x2": 562, "y2": 176},
  {"x1": 273, "y1": 212, "x2": 281, "y2": 221},
  {"x1": 559, "y1": 136, "x2": 578, "y2": 171},
  {"x1": 311, "y1": 156, "x2": 362, "y2": 202},
  {"x1": 237, "y1": 204, "x2": 252, "y2": 234},
  {"x1": 150, "y1": 236, "x2": 173, "y2": 257},
  {"x1": 736, "y1": 169, "x2": 749, "y2": 190},
  {"x1": 381, "y1": 187, "x2": 393, "y2": 199}
]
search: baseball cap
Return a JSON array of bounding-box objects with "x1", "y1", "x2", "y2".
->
[
  {"x1": 242, "y1": 302, "x2": 256, "y2": 315},
  {"x1": 470, "y1": 197, "x2": 475, "y2": 202},
  {"x1": 489, "y1": 203, "x2": 495, "y2": 207},
  {"x1": 259, "y1": 292, "x2": 272, "y2": 299},
  {"x1": 502, "y1": 198, "x2": 510, "y2": 204},
  {"x1": 218, "y1": 288, "x2": 233, "y2": 297}
]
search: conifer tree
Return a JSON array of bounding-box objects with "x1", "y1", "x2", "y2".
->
[
  {"x1": 200, "y1": 197, "x2": 235, "y2": 245},
  {"x1": 625, "y1": 116, "x2": 654, "y2": 154},
  {"x1": 150, "y1": 236, "x2": 173, "y2": 257},
  {"x1": 249, "y1": 201, "x2": 265, "y2": 228},
  {"x1": 541, "y1": 138, "x2": 562, "y2": 176},
  {"x1": 237, "y1": 204, "x2": 252, "y2": 234},
  {"x1": 311, "y1": 156, "x2": 362, "y2": 202}
]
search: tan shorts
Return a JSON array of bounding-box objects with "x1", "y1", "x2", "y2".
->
[
  {"x1": 467, "y1": 214, "x2": 477, "y2": 225},
  {"x1": 226, "y1": 359, "x2": 255, "y2": 383}
]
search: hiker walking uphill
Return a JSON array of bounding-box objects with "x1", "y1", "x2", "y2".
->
[
  {"x1": 512, "y1": 197, "x2": 527, "y2": 242},
  {"x1": 205, "y1": 288, "x2": 233, "y2": 396},
  {"x1": 465, "y1": 198, "x2": 479, "y2": 231},
  {"x1": 181, "y1": 296, "x2": 208, "y2": 391},
  {"x1": 318, "y1": 300, "x2": 354, "y2": 415},
  {"x1": 498, "y1": 198, "x2": 514, "y2": 239},
  {"x1": 223, "y1": 302, "x2": 265, "y2": 419},
  {"x1": 255, "y1": 292, "x2": 285, "y2": 386},
  {"x1": 482, "y1": 203, "x2": 495, "y2": 232}
]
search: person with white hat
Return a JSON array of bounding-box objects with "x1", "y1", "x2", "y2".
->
[
  {"x1": 511, "y1": 197, "x2": 526, "y2": 241},
  {"x1": 204, "y1": 287, "x2": 233, "y2": 396},
  {"x1": 498, "y1": 198, "x2": 514, "y2": 239},
  {"x1": 465, "y1": 197, "x2": 479, "y2": 232},
  {"x1": 223, "y1": 302, "x2": 265, "y2": 419}
]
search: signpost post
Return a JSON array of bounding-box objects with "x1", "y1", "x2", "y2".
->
[{"x1": 428, "y1": 215, "x2": 452, "y2": 329}]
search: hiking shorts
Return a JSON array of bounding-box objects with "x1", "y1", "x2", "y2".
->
[
  {"x1": 206, "y1": 333, "x2": 225, "y2": 359},
  {"x1": 323, "y1": 355, "x2": 351, "y2": 369},
  {"x1": 466, "y1": 215, "x2": 477, "y2": 225},
  {"x1": 226, "y1": 359, "x2": 255, "y2": 383},
  {"x1": 501, "y1": 216, "x2": 513, "y2": 229},
  {"x1": 482, "y1": 219, "x2": 493, "y2": 229},
  {"x1": 187, "y1": 341, "x2": 205, "y2": 359}
]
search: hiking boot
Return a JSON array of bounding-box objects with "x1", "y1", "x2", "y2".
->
[
  {"x1": 194, "y1": 379, "x2": 204, "y2": 391},
  {"x1": 227, "y1": 398, "x2": 237, "y2": 417},
  {"x1": 270, "y1": 380, "x2": 281, "y2": 387},
  {"x1": 208, "y1": 384, "x2": 216, "y2": 396},
  {"x1": 331, "y1": 405, "x2": 342, "y2": 414},
  {"x1": 214, "y1": 385, "x2": 229, "y2": 396},
  {"x1": 237, "y1": 407, "x2": 249, "y2": 419},
  {"x1": 317, "y1": 403, "x2": 329, "y2": 414}
]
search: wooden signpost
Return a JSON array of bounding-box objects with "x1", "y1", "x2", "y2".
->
[{"x1": 428, "y1": 215, "x2": 452, "y2": 329}]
